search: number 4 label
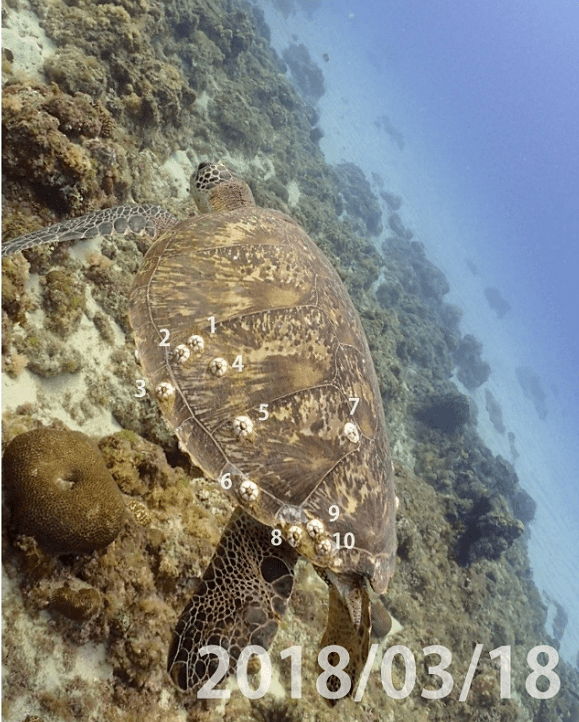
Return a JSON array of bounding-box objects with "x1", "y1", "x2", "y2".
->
[{"x1": 232, "y1": 355, "x2": 244, "y2": 372}]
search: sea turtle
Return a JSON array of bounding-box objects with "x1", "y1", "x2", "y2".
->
[{"x1": 3, "y1": 161, "x2": 397, "y2": 699}]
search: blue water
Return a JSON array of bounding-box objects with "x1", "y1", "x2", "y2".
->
[
  {"x1": 257, "y1": 0, "x2": 579, "y2": 668},
  {"x1": 356, "y1": 0, "x2": 579, "y2": 395}
]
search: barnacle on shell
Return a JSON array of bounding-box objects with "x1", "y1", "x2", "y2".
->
[{"x1": 2, "y1": 427, "x2": 126, "y2": 555}]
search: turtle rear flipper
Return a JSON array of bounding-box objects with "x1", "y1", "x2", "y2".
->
[
  {"x1": 319, "y1": 579, "x2": 371, "y2": 704},
  {"x1": 168, "y1": 508, "x2": 297, "y2": 694}
]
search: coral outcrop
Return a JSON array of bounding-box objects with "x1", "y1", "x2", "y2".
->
[
  {"x1": 453, "y1": 333, "x2": 491, "y2": 389},
  {"x1": 484, "y1": 286, "x2": 511, "y2": 319},
  {"x1": 2, "y1": 427, "x2": 126, "y2": 555},
  {"x1": 516, "y1": 366, "x2": 548, "y2": 420}
]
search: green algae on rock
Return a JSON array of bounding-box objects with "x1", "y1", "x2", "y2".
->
[{"x1": 2, "y1": 428, "x2": 126, "y2": 555}]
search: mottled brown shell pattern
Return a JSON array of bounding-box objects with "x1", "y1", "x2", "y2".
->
[{"x1": 128, "y1": 206, "x2": 396, "y2": 592}]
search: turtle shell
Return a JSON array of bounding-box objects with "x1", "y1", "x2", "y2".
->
[{"x1": 128, "y1": 206, "x2": 396, "y2": 593}]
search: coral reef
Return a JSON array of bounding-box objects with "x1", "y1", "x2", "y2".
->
[
  {"x1": 511, "y1": 487, "x2": 536, "y2": 523},
  {"x1": 282, "y1": 43, "x2": 326, "y2": 103},
  {"x1": 337, "y1": 161, "x2": 383, "y2": 236},
  {"x1": 453, "y1": 334, "x2": 491, "y2": 390},
  {"x1": 414, "y1": 388, "x2": 472, "y2": 434},
  {"x1": 455, "y1": 494, "x2": 524, "y2": 565},
  {"x1": 2, "y1": 427, "x2": 126, "y2": 555},
  {"x1": 2, "y1": 82, "x2": 126, "y2": 221}
]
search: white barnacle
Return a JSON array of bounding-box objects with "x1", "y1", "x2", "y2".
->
[
  {"x1": 173, "y1": 344, "x2": 191, "y2": 364},
  {"x1": 286, "y1": 525, "x2": 303, "y2": 547},
  {"x1": 209, "y1": 357, "x2": 228, "y2": 376},
  {"x1": 155, "y1": 381, "x2": 175, "y2": 400},
  {"x1": 331, "y1": 555, "x2": 344, "y2": 570},
  {"x1": 306, "y1": 518, "x2": 324, "y2": 539},
  {"x1": 343, "y1": 421, "x2": 360, "y2": 444},
  {"x1": 239, "y1": 479, "x2": 259, "y2": 503},
  {"x1": 187, "y1": 334, "x2": 205, "y2": 353},
  {"x1": 315, "y1": 537, "x2": 333, "y2": 557},
  {"x1": 232, "y1": 415, "x2": 253, "y2": 440}
]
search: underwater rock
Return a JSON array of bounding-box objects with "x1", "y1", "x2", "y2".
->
[
  {"x1": 15, "y1": 327, "x2": 83, "y2": 377},
  {"x1": 2, "y1": 428, "x2": 126, "y2": 555},
  {"x1": 309, "y1": 126, "x2": 324, "y2": 144},
  {"x1": 439, "y1": 302, "x2": 463, "y2": 336},
  {"x1": 511, "y1": 487, "x2": 537, "y2": 524},
  {"x1": 409, "y1": 241, "x2": 449, "y2": 300},
  {"x1": 466, "y1": 258, "x2": 479, "y2": 275},
  {"x1": 516, "y1": 366, "x2": 548, "y2": 420},
  {"x1": 387, "y1": 211, "x2": 413, "y2": 240},
  {"x1": 373, "y1": 113, "x2": 404, "y2": 150},
  {"x1": 380, "y1": 189, "x2": 403, "y2": 211},
  {"x1": 484, "y1": 286, "x2": 511, "y2": 319},
  {"x1": 487, "y1": 455, "x2": 519, "y2": 497},
  {"x1": 484, "y1": 388, "x2": 505, "y2": 434},
  {"x1": 50, "y1": 583, "x2": 102, "y2": 621},
  {"x1": 40, "y1": 268, "x2": 87, "y2": 338},
  {"x1": 508, "y1": 430, "x2": 520, "y2": 464},
  {"x1": 282, "y1": 43, "x2": 325, "y2": 103},
  {"x1": 453, "y1": 333, "x2": 491, "y2": 389}
]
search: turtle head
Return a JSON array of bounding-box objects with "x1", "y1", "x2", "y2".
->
[{"x1": 192, "y1": 161, "x2": 255, "y2": 213}]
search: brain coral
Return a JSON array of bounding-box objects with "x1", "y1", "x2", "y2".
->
[{"x1": 2, "y1": 428, "x2": 125, "y2": 555}]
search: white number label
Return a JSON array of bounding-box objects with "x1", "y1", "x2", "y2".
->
[
  {"x1": 159, "y1": 328, "x2": 170, "y2": 346},
  {"x1": 271, "y1": 528, "x2": 283, "y2": 546},
  {"x1": 196, "y1": 645, "x2": 231, "y2": 699},
  {"x1": 333, "y1": 532, "x2": 355, "y2": 549},
  {"x1": 135, "y1": 379, "x2": 146, "y2": 397},
  {"x1": 232, "y1": 354, "x2": 244, "y2": 372},
  {"x1": 421, "y1": 645, "x2": 453, "y2": 699},
  {"x1": 219, "y1": 473, "x2": 232, "y2": 490},
  {"x1": 317, "y1": 645, "x2": 351, "y2": 700},
  {"x1": 329, "y1": 505, "x2": 340, "y2": 522},
  {"x1": 258, "y1": 403, "x2": 269, "y2": 420},
  {"x1": 381, "y1": 645, "x2": 416, "y2": 699},
  {"x1": 348, "y1": 397, "x2": 360, "y2": 415},
  {"x1": 208, "y1": 316, "x2": 216, "y2": 333},
  {"x1": 280, "y1": 646, "x2": 302, "y2": 698},
  {"x1": 236, "y1": 646, "x2": 271, "y2": 699},
  {"x1": 526, "y1": 645, "x2": 560, "y2": 699}
]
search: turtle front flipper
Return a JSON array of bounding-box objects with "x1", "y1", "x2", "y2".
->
[
  {"x1": 168, "y1": 508, "x2": 297, "y2": 694},
  {"x1": 318, "y1": 572, "x2": 371, "y2": 704},
  {"x1": 2, "y1": 205, "x2": 177, "y2": 257}
]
